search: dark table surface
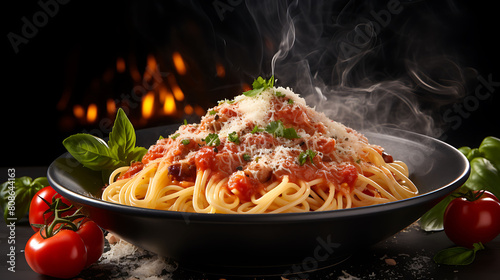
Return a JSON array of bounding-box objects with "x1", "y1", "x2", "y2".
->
[{"x1": 1, "y1": 166, "x2": 499, "y2": 280}]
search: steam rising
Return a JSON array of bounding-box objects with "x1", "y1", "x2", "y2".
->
[{"x1": 245, "y1": 0, "x2": 469, "y2": 138}]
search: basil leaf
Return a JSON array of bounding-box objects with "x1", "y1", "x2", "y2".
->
[
  {"x1": 433, "y1": 243, "x2": 484, "y2": 265},
  {"x1": 109, "y1": 108, "x2": 136, "y2": 160},
  {"x1": 464, "y1": 157, "x2": 500, "y2": 199},
  {"x1": 243, "y1": 88, "x2": 264, "y2": 97},
  {"x1": 252, "y1": 76, "x2": 267, "y2": 88},
  {"x1": 126, "y1": 146, "x2": 148, "y2": 163},
  {"x1": 32, "y1": 177, "x2": 49, "y2": 188},
  {"x1": 419, "y1": 194, "x2": 456, "y2": 231},
  {"x1": 458, "y1": 146, "x2": 471, "y2": 158},
  {"x1": 63, "y1": 108, "x2": 148, "y2": 177},
  {"x1": 243, "y1": 76, "x2": 275, "y2": 97},
  {"x1": 0, "y1": 176, "x2": 49, "y2": 223},
  {"x1": 479, "y1": 136, "x2": 500, "y2": 170},
  {"x1": 63, "y1": 133, "x2": 122, "y2": 171}
]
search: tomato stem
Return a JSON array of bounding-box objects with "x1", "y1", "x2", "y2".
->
[
  {"x1": 41, "y1": 198, "x2": 85, "y2": 239},
  {"x1": 452, "y1": 189, "x2": 485, "y2": 202}
]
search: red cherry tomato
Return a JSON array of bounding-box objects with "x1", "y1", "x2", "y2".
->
[
  {"x1": 443, "y1": 190, "x2": 500, "y2": 248},
  {"x1": 25, "y1": 229, "x2": 87, "y2": 278},
  {"x1": 75, "y1": 218, "x2": 105, "y2": 267},
  {"x1": 29, "y1": 186, "x2": 75, "y2": 232}
]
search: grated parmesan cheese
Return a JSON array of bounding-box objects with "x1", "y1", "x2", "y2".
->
[
  {"x1": 338, "y1": 270, "x2": 362, "y2": 280},
  {"x1": 97, "y1": 233, "x2": 178, "y2": 280},
  {"x1": 142, "y1": 85, "x2": 379, "y2": 196},
  {"x1": 233, "y1": 88, "x2": 274, "y2": 129}
]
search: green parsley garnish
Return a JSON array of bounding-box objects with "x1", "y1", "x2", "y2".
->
[
  {"x1": 243, "y1": 154, "x2": 251, "y2": 161},
  {"x1": 243, "y1": 76, "x2": 275, "y2": 97},
  {"x1": 265, "y1": 120, "x2": 300, "y2": 139},
  {"x1": 228, "y1": 131, "x2": 240, "y2": 144},
  {"x1": 218, "y1": 99, "x2": 235, "y2": 105},
  {"x1": 183, "y1": 119, "x2": 188, "y2": 125},
  {"x1": 251, "y1": 125, "x2": 264, "y2": 134},
  {"x1": 181, "y1": 139, "x2": 190, "y2": 145},
  {"x1": 275, "y1": 91, "x2": 286, "y2": 97},
  {"x1": 288, "y1": 99, "x2": 294, "y2": 105},
  {"x1": 204, "y1": 133, "x2": 220, "y2": 146},
  {"x1": 298, "y1": 149, "x2": 317, "y2": 166},
  {"x1": 209, "y1": 110, "x2": 217, "y2": 115},
  {"x1": 170, "y1": 133, "x2": 180, "y2": 140}
]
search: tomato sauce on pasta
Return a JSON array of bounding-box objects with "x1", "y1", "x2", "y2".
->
[{"x1": 102, "y1": 84, "x2": 418, "y2": 213}]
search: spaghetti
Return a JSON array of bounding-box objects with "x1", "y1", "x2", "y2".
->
[{"x1": 102, "y1": 85, "x2": 418, "y2": 213}]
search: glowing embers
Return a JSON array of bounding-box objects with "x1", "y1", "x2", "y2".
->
[
  {"x1": 60, "y1": 52, "x2": 210, "y2": 129},
  {"x1": 172, "y1": 52, "x2": 187, "y2": 75},
  {"x1": 142, "y1": 92, "x2": 155, "y2": 119}
]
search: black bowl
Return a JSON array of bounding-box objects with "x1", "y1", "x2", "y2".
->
[{"x1": 48, "y1": 125, "x2": 469, "y2": 275}]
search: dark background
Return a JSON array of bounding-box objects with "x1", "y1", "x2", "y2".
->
[{"x1": 2, "y1": 0, "x2": 499, "y2": 167}]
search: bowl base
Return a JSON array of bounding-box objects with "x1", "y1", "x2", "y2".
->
[{"x1": 178, "y1": 255, "x2": 351, "y2": 277}]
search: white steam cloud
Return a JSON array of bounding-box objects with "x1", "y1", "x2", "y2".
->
[{"x1": 245, "y1": 0, "x2": 470, "y2": 138}]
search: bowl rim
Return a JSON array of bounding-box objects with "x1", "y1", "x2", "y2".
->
[{"x1": 47, "y1": 127, "x2": 470, "y2": 225}]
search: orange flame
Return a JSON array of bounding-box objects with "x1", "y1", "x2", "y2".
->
[
  {"x1": 172, "y1": 52, "x2": 186, "y2": 75},
  {"x1": 144, "y1": 55, "x2": 159, "y2": 82},
  {"x1": 194, "y1": 105, "x2": 205, "y2": 116},
  {"x1": 184, "y1": 104, "x2": 194, "y2": 115},
  {"x1": 130, "y1": 62, "x2": 142, "y2": 83},
  {"x1": 87, "y1": 104, "x2": 98, "y2": 123},
  {"x1": 216, "y1": 63, "x2": 225, "y2": 78},
  {"x1": 167, "y1": 75, "x2": 185, "y2": 101},
  {"x1": 73, "y1": 104, "x2": 85, "y2": 120},
  {"x1": 107, "y1": 99, "x2": 116, "y2": 115},
  {"x1": 163, "y1": 92, "x2": 176, "y2": 115},
  {"x1": 142, "y1": 92, "x2": 155, "y2": 119},
  {"x1": 147, "y1": 54, "x2": 158, "y2": 72},
  {"x1": 160, "y1": 86, "x2": 176, "y2": 115},
  {"x1": 116, "y1": 57, "x2": 126, "y2": 73}
]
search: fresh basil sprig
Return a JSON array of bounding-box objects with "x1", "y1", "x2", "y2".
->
[
  {"x1": 243, "y1": 76, "x2": 275, "y2": 97},
  {"x1": 63, "y1": 108, "x2": 147, "y2": 173},
  {"x1": 433, "y1": 242, "x2": 484, "y2": 265},
  {"x1": 420, "y1": 136, "x2": 500, "y2": 231},
  {"x1": 0, "y1": 176, "x2": 49, "y2": 223}
]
